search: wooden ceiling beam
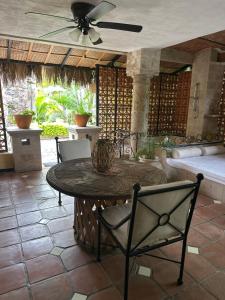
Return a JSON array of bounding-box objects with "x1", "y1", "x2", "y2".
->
[
  {"x1": 26, "y1": 42, "x2": 33, "y2": 62},
  {"x1": 0, "y1": 33, "x2": 125, "y2": 55},
  {"x1": 44, "y1": 45, "x2": 53, "y2": 64},
  {"x1": 61, "y1": 48, "x2": 72, "y2": 67},
  {"x1": 0, "y1": 58, "x2": 95, "y2": 70},
  {"x1": 0, "y1": 37, "x2": 127, "y2": 69},
  {"x1": 76, "y1": 50, "x2": 88, "y2": 67},
  {"x1": 7, "y1": 40, "x2": 12, "y2": 61},
  {"x1": 92, "y1": 53, "x2": 105, "y2": 68}
]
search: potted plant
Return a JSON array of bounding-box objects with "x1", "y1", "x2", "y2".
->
[
  {"x1": 73, "y1": 99, "x2": 93, "y2": 127},
  {"x1": 72, "y1": 88, "x2": 94, "y2": 127},
  {"x1": 14, "y1": 109, "x2": 35, "y2": 129},
  {"x1": 136, "y1": 137, "x2": 159, "y2": 162},
  {"x1": 74, "y1": 104, "x2": 92, "y2": 127},
  {"x1": 159, "y1": 136, "x2": 176, "y2": 157}
]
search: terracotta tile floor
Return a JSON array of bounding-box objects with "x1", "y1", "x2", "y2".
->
[{"x1": 0, "y1": 170, "x2": 225, "y2": 299}]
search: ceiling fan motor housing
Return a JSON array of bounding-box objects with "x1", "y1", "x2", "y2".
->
[{"x1": 71, "y1": 2, "x2": 95, "y2": 19}]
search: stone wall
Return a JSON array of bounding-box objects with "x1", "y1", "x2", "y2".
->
[
  {"x1": 202, "y1": 62, "x2": 225, "y2": 137},
  {"x1": 186, "y1": 48, "x2": 225, "y2": 139},
  {"x1": 2, "y1": 78, "x2": 36, "y2": 126}
]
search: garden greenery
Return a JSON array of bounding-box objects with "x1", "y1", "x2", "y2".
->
[
  {"x1": 35, "y1": 83, "x2": 95, "y2": 125},
  {"x1": 40, "y1": 123, "x2": 69, "y2": 138},
  {"x1": 18, "y1": 109, "x2": 35, "y2": 116},
  {"x1": 136, "y1": 137, "x2": 158, "y2": 160}
]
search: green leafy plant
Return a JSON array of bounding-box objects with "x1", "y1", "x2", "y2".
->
[
  {"x1": 160, "y1": 136, "x2": 176, "y2": 149},
  {"x1": 40, "y1": 123, "x2": 69, "y2": 138},
  {"x1": 136, "y1": 137, "x2": 158, "y2": 160},
  {"x1": 18, "y1": 109, "x2": 35, "y2": 116},
  {"x1": 52, "y1": 85, "x2": 94, "y2": 117},
  {"x1": 35, "y1": 92, "x2": 64, "y2": 124}
]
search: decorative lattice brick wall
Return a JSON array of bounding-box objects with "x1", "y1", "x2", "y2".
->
[
  {"x1": 96, "y1": 65, "x2": 191, "y2": 139},
  {"x1": 174, "y1": 72, "x2": 192, "y2": 136},
  {"x1": 148, "y1": 76, "x2": 161, "y2": 135},
  {"x1": 218, "y1": 70, "x2": 225, "y2": 140},
  {"x1": 149, "y1": 72, "x2": 191, "y2": 136},
  {"x1": 157, "y1": 73, "x2": 178, "y2": 135},
  {"x1": 96, "y1": 65, "x2": 133, "y2": 139}
]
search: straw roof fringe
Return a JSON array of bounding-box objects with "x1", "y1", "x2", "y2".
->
[{"x1": 0, "y1": 61, "x2": 94, "y2": 86}]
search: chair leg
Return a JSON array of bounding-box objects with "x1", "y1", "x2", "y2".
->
[
  {"x1": 58, "y1": 192, "x2": 62, "y2": 206},
  {"x1": 97, "y1": 219, "x2": 101, "y2": 262},
  {"x1": 177, "y1": 238, "x2": 187, "y2": 285},
  {"x1": 124, "y1": 255, "x2": 130, "y2": 300},
  {"x1": 73, "y1": 198, "x2": 77, "y2": 234}
]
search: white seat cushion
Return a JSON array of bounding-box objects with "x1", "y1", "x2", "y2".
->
[
  {"x1": 132, "y1": 181, "x2": 193, "y2": 249},
  {"x1": 102, "y1": 180, "x2": 194, "y2": 250},
  {"x1": 201, "y1": 145, "x2": 225, "y2": 156},
  {"x1": 167, "y1": 154, "x2": 225, "y2": 184},
  {"x1": 172, "y1": 147, "x2": 202, "y2": 159},
  {"x1": 102, "y1": 203, "x2": 131, "y2": 248},
  {"x1": 59, "y1": 139, "x2": 91, "y2": 161}
]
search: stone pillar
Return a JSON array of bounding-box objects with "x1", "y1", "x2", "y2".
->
[
  {"x1": 186, "y1": 48, "x2": 224, "y2": 138},
  {"x1": 131, "y1": 74, "x2": 150, "y2": 135},
  {"x1": 7, "y1": 128, "x2": 42, "y2": 172},
  {"x1": 126, "y1": 48, "x2": 161, "y2": 153},
  {"x1": 68, "y1": 125, "x2": 102, "y2": 151}
]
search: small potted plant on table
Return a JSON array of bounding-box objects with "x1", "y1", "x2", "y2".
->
[{"x1": 14, "y1": 109, "x2": 35, "y2": 129}]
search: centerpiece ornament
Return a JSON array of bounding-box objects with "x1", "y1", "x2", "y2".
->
[{"x1": 92, "y1": 139, "x2": 115, "y2": 173}]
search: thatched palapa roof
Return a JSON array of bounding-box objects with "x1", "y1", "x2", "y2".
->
[
  {"x1": 0, "y1": 61, "x2": 94, "y2": 86},
  {"x1": 0, "y1": 38, "x2": 127, "y2": 86}
]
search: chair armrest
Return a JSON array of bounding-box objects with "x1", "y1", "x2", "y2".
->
[{"x1": 98, "y1": 207, "x2": 131, "y2": 230}]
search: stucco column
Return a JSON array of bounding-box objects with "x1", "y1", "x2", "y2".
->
[
  {"x1": 126, "y1": 48, "x2": 161, "y2": 153},
  {"x1": 131, "y1": 74, "x2": 151, "y2": 135}
]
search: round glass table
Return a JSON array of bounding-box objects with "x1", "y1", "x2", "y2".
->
[{"x1": 46, "y1": 158, "x2": 167, "y2": 250}]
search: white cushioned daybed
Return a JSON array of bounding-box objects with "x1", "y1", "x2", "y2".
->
[{"x1": 163, "y1": 145, "x2": 225, "y2": 202}]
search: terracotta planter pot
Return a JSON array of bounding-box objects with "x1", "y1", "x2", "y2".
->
[
  {"x1": 14, "y1": 115, "x2": 32, "y2": 129},
  {"x1": 74, "y1": 114, "x2": 90, "y2": 127}
]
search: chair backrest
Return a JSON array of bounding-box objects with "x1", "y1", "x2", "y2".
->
[
  {"x1": 128, "y1": 174, "x2": 203, "y2": 253},
  {"x1": 57, "y1": 139, "x2": 91, "y2": 162}
]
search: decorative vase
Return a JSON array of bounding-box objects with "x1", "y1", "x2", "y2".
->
[
  {"x1": 74, "y1": 114, "x2": 90, "y2": 127},
  {"x1": 92, "y1": 139, "x2": 115, "y2": 173},
  {"x1": 14, "y1": 115, "x2": 32, "y2": 129}
]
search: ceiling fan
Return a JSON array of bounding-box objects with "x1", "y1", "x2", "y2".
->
[{"x1": 25, "y1": 1, "x2": 143, "y2": 46}]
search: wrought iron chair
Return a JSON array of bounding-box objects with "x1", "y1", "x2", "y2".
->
[
  {"x1": 55, "y1": 137, "x2": 91, "y2": 205},
  {"x1": 97, "y1": 173, "x2": 204, "y2": 300}
]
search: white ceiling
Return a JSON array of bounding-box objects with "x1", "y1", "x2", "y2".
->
[{"x1": 1, "y1": 0, "x2": 225, "y2": 53}]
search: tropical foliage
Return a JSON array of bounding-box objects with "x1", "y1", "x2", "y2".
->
[
  {"x1": 40, "y1": 123, "x2": 68, "y2": 138},
  {"x1": 34, "y1": 83, "x2": 95, "y2": 125}
]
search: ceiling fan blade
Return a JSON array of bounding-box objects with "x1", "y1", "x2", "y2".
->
[
  {"x1": 86, "y1": 1, "x2": 116, "y2": 21},
  {"x1": 95, "y1": 21, "x2": 142, "y2": 32},
  {"x1": 25, "y1": 12, "x2": 74, "y2": 22},
  {"x1": 39, "y1": 26, "x2": 76, "y2": 38}
]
